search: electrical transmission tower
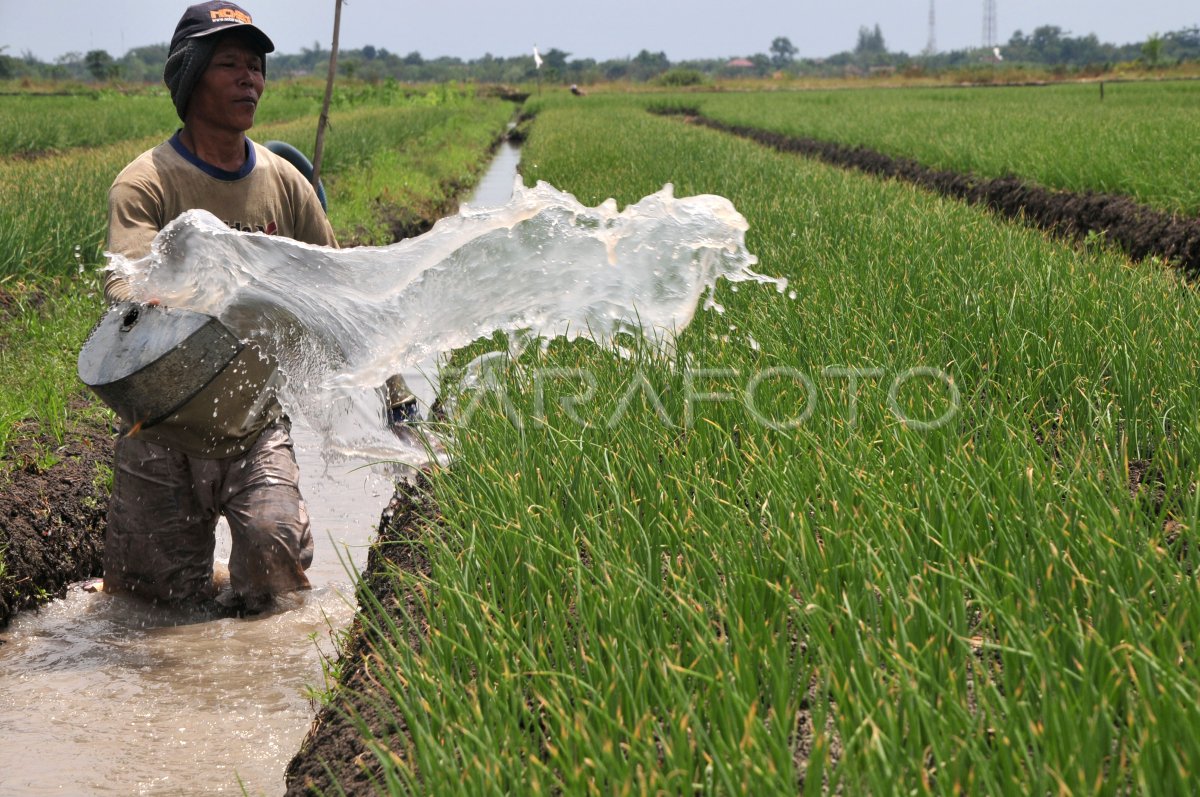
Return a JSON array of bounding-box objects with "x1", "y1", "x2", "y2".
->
[
  {"x1": 924, "y1": 0, "x2": 937, "y2": 55},
  {"x1": 982, "y1": 0, "x2": 998, "y2": 49}
]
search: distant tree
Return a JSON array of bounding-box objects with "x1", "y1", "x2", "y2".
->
[
  {"x1": 855, "y1": 24, "x2": 886, "y2": 56},
  {"x1": 1172, "y1": 26, "x2": 1200, "y2": 49},
  {"x1": 1060, "y1": 33, "x2": 1106, "y2": 65},
  {"x1": 119, "y1": 44, "x2": 169, "y2": 82},
  {"x1": 749, "y1": 53, "x2": 772, "y2": 74},
  {"x1": 852, "y1": 23, "x2": 888, "y2": 68},
  {"x1": 1164, "y1": 26, "x2": 1200, "y2": 61},
  {"x1": 565, "y1": 56, "x2": 598, "y2": 83},
  {"x1": 85, "y1": 49, "x2": 114, "y2": 80},
  {"x1": 542, "y1": 48, "x2": 570, "y2": 71},
  {"x1": 298, "y1": 40, "x2": 327, "y2": 72},
  {"x1": 630, "y1": 49, "x2": 670, "y2": 80},
  {"x1": 19, "y1": 19, "x2": 1177, "y2": 88},
  {"x1": 125, "y1": 44, "x2": 169, "y2": 65},
  {"x1": 1142, "y1": 33, "x2": 1164, "y2": 66},
  {"x1": 770, "y1": 36, "x2": 797, "y2": 67},
  {"x1": 1028, "y1": 25, "x2": 1065, "y2": 61},
  {"x1": 603, "y1": 60, "x2": 629, "y2": 81}
]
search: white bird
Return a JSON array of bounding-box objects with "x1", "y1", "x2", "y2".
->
[
  {"x1": 533, "y1": 46, "x2": 543, "y2": 69},
  {"x1": 993, "y1": 46, "x2": 1003, "y2": 61}
]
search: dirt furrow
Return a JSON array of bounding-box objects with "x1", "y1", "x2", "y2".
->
[{"x1": 664, "y1": 110, "x2": 1200, "y2": 276}]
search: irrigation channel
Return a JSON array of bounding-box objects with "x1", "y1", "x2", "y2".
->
[{"x1": 0, "y1": 139, "x2": 523, "y2": 796}]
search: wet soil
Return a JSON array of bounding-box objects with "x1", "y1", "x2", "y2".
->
[
  {"x1": 377, "y1": 184, "x2": 467, "y2": 242},
  {"x1": 661, "y1": 110, "x2": 1200, "y2": 276},
  {"x1": 0, "y1": 412, "x2": 111, "y2": 628},
  {"x1": 285, "y1": 477, "x2": 438, "y2": 796},
  {"x1": 4, "y1": 148, "x2": 56, "y2": 163}
]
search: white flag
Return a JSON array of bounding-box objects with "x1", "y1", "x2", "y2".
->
[{"x1": 533, "y1": 46, "x2": 543, "y2": 69}]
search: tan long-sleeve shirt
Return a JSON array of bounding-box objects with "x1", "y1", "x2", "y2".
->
[{"x1": 105, "y1": 132, "x2": 336, "y2": 302}]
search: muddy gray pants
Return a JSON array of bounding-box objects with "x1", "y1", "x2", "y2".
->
[{"x1": 104, "y1": 421, "x2": 313, "y2": 604}]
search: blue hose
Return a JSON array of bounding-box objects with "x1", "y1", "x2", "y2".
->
[{"x1": 264, "y1": 140, "x2": 328, "y2": 213}]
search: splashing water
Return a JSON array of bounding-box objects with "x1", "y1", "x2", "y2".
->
[{"x1": 106, "y1": 180, "x2": 782, "y2": 465}]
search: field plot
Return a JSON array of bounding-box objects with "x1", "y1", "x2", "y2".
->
[
  {"x1": 683, "y1": 81, "x2": 1200, "y2": 216},
  {"x1": 0, "y1": 90, "x2": 321, "y2": 157},
  {"x1": 343, "y1": 94, "x2": 1200, "y2": 794}
]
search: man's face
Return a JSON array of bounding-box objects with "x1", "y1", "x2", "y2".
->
[{"x1": 186, "y1": 34, "x2": 265, "y2": 132}]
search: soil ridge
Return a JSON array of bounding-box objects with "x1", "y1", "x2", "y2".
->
[
  {"x1": 0, "y1": 414, "x2": 111, "y2": 628},
  {"x1": 667, "y1": 110, "x2": 1200, "y2": 276},
  {"x1": 284, "y1": 477, "x2": 438, "y2": 796}
]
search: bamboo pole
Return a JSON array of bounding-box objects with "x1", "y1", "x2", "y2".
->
[{"x1": 311, "y1": 0, "x2": 344, "y2": 191}]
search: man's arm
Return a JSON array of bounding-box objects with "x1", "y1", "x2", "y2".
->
[
  {"x1": 105, "y1": 178, "x2": 164, "y2": 304},
  {"x1": 291, "y1": 180, "x2": 338, "y2": 249}
]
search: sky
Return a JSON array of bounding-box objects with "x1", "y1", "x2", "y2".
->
[{"x1": 2, "y1": 1, "x2": 1195, "y2": 64}]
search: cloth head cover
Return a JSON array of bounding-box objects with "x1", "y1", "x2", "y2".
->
[{"x1": 163, "y1": 2, "x2": 274, "y2": 122}]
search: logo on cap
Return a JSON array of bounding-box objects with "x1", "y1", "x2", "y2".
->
[{"x1": 210, "y1": 8, "x2": 253, "y2": 25}]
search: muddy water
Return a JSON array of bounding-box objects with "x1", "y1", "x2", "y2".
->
[
  {"x1": 0, "y1": 421, "x2": 389, "y2": 796},
  {"x1": 0, "y1": 145, "x2": 525, "y2": 796},
  {"x1": 466, "y1": 138, "x2": 521, "y2": 210}
]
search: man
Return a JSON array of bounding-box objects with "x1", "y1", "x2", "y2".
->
[{"x1": 102, "y1": 1, "x2": 336, "y2": 613}]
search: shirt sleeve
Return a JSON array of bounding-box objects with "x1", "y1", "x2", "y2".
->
[
  {"x1": 104, "y1": 176, "x2": 164, "y2": 303},
  {"x1": 293, "y1": 180, "x2": 339, "y2": 248}
]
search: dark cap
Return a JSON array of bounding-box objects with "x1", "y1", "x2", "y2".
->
[{"x1": 169, "y1": 2, "x2": 275, "y2": 54}]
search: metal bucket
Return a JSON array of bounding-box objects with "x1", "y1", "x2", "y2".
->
[{"x1": 78, "y1": 303, "x2": 278, "y2": 457}]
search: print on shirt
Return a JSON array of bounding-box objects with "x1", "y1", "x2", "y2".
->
[{"x1": 227, "y1": 220, "x2": 280, "y2": 235}]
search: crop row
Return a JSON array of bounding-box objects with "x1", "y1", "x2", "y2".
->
[
  {"x1": 345, "y1": 94, "x2": 1200, "y2": 793},
  {"x1": 0, "y1": 79, "x2": 456, "y2": 157},
  {"x1": 0, "y1": 91, "x2": 319, "y2": 157},
  {"x1": 644, "y1": 81, "x2": 1200, "y2": 216}
]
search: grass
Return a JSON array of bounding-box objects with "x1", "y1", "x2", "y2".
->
[
  {"x1": 664, "y1": 80, "x2": 1200, "y2": 216},
  {"x1": 0, "y1": 77, "x2": 448, "y2": 158},
  {"x1": 0, "y1": 276, "x2": 109, "y2": 453},
  {"x1": 0, "y1": 90, "x2": 322, "y2": 157},
  {"x1": 346, "y1": 94, "x2": 1200, "y2": 793},
  {"x1": 574, "y1": 61, "x2": 1200, "y2": 96},
  {"x1": 311, "y1": 98, "x2": 515, "y2": 245}
]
